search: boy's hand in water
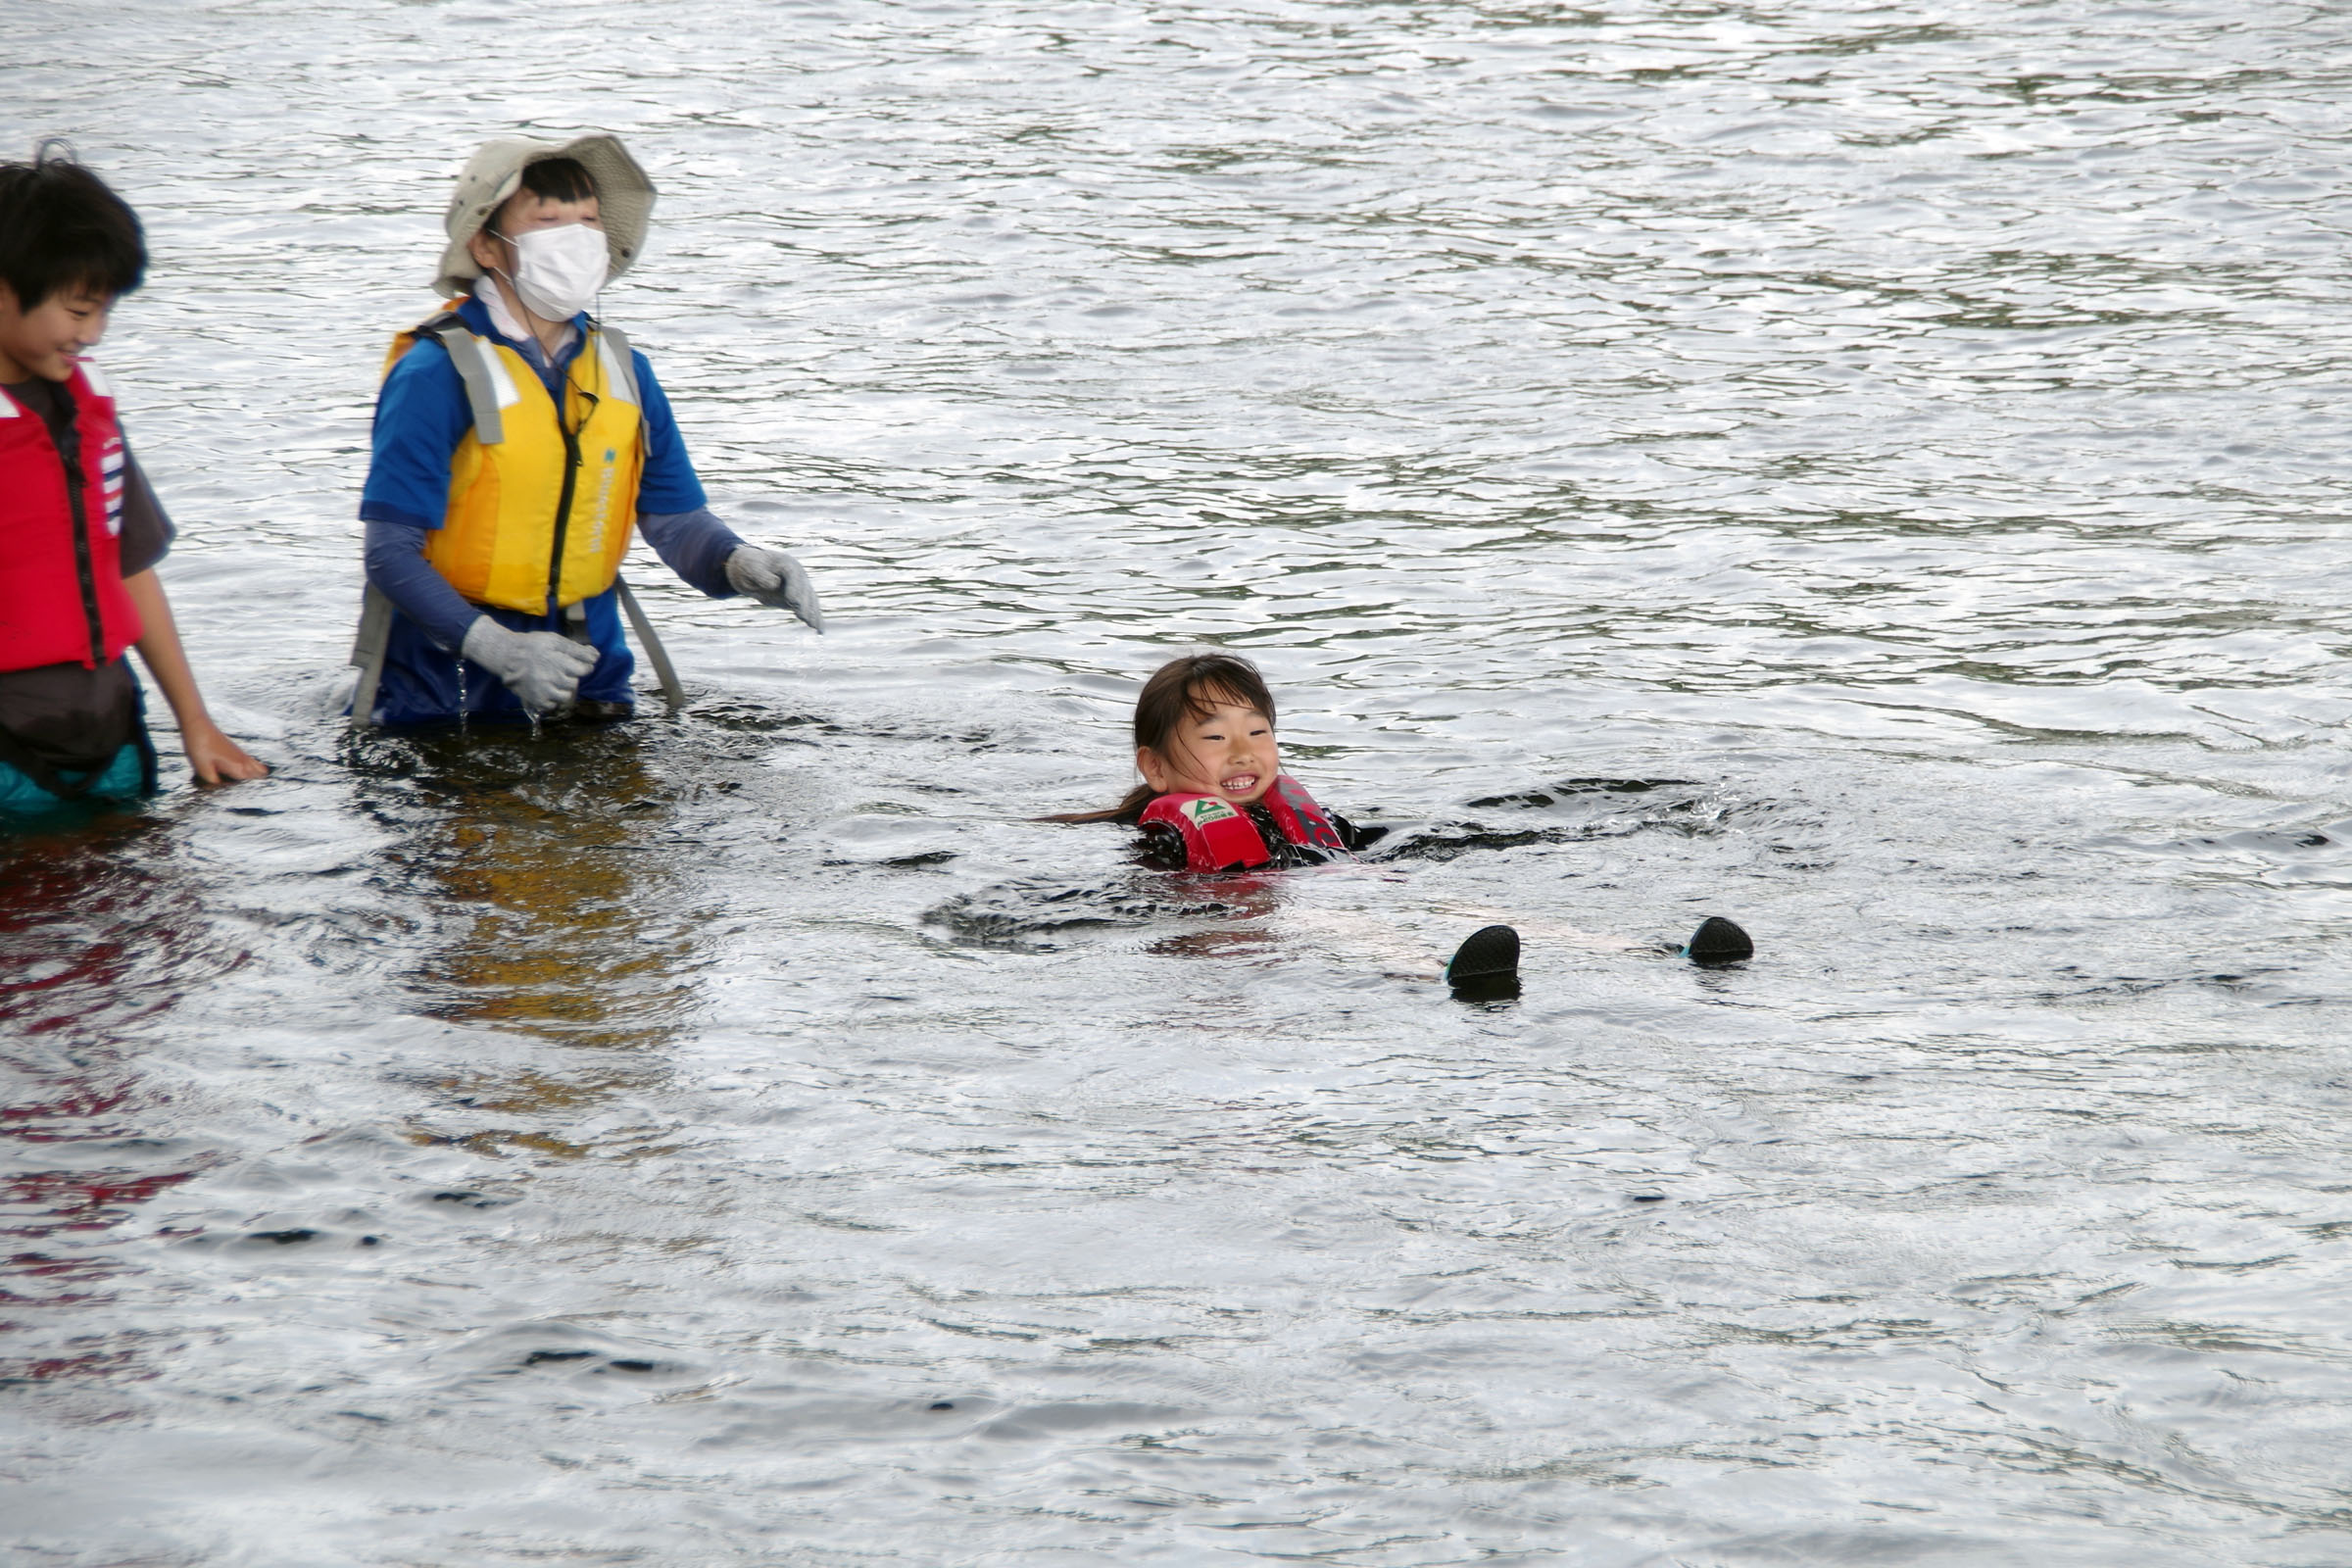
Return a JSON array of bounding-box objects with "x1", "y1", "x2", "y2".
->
[
  {"x1": 725, "y1": 545, "x2": 825, "y2": 633},
  {"x1": 461, "y1": 616, "x2": 599, "y2": 713},
  {"x1": 183, "y1": 717, "x2": 270, "y2": 784}
]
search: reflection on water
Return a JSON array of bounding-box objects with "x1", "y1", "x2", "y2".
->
[
  {"x1": 361, "y1": 726, "x2": 704, "y2": 1051},
  {"x1": 0, "y1": 824, "x2": 224, "y2": 1390},
  {"x1": 0, "y1": 818, "x2": 223, "y2": 1041},
  {"x1": 7, "y1": 0, "x2": 2352, "y2": 1562},
  {"x1": 342, "y1": 725, "x2": 718, "y2": 1165}
]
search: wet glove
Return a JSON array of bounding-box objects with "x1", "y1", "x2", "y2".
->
[
  {"x1": 461, "y1": 615, "x2": 600, "y2": 713},
  {"x1": 725, "y1": 545, "x2": 825, "y2": 633}
]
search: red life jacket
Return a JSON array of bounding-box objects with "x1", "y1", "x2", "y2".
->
[
  {"x1": 1139, "y1": 774, "x2": 1350, "y2": 871},
  {"x1": 0, "y1": 364, "x2": 141, "y2": 673}
]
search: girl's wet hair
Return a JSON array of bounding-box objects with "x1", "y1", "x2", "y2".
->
[
  {"x1": 1130, "y1": 653, "x2": 1274, "y2": 753},
  {"x1": 0, "y1": 141, "x2": 146, "y2": 310},
  {"x1": 1049, "y1": 653, "x2": 1276, "y2": 823}
]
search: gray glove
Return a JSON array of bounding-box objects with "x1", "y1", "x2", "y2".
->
[
  {"x1": 461, "y1": 615, "x2": 600, "y2": 713},
  {"x1": 725, "y1": 545, "x2": 825, "y2": 633}
]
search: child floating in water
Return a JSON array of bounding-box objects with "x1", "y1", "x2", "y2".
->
[
  {"x1": 1050, "y1": 654, "x2": 1368, "y2": 870},
  {"x1": 1052, "y1": 653, "x2": 1752, "y2": 993}
]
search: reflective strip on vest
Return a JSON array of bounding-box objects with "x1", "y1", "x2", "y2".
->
[
  {"x1": 99, "y1": 437, "x2": 125, "y2": 536},
  {"x1": 597, "y1": 326, "x2": 641, "y2": 408},
  {"x1": 431, "y1": 324, "x2": 521, "y2": 445}
]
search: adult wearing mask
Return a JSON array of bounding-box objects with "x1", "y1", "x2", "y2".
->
[{"x1": 354, "y1": 133, "x2": 821, "y2": 725}]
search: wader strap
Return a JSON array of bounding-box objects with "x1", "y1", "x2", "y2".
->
[
  {"x1": 614, "y1": 577, "x2": 685, "y2": 710},
  {"x1": 347, "y1": 583, "x2": 395, "y2": 729},
  {"x1": 419, "y1": 318, "x2": 507, "y2": 445},
  {"x1": 595, "y1": 323, "x2": 643, "y2": 409}
]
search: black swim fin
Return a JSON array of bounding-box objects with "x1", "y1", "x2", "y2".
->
[
  {"x1": 1446, "y1": 924, "x2": 1521, "y2": 1000},
  {"x1": 1682, "y1": 915, "x2": 1753, "y2": 966}
]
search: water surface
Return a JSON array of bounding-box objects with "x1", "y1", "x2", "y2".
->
[{"x1": 6, "y1": 2, "x2": 2352, "y2": 1563}]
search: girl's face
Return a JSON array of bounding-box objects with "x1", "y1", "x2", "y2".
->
[{"x1": 1138, "y1": 695, "x2": 1279, "y2": 806}]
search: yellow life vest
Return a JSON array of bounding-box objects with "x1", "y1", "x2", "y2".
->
[{"x1": 381, "y1": 307, "x2": 646, "y2": 614}]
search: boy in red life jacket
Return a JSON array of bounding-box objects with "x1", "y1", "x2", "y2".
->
[
  {"x1": 0, "y1": 146, "x2": 268, "y2": 814},
  {"x1": 353, "y1": 133, "x2": 824, "y2": 726}
]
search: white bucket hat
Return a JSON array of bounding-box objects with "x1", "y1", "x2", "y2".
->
[{"x1": 433, "y1": 133, "x2": 656, "y2": 299}]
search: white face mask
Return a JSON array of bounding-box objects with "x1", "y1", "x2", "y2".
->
[{"x1": 501, "y1": 222, "x2": 610, "y2": 320}]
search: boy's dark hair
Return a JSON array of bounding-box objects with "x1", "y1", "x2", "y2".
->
[
  {"x1": 517, "y1": 156, "x2": 598, "y2": 205},
  {"x1": 0, "y1": 142, "x2": 146, "y2": 309},
  {"x1": 1048, "y1": 654, "x2": 1279, "y2": 823}
]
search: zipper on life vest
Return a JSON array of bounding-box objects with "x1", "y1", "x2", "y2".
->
[
  {"x1": 56, "y1": 396, "x2": 107, "y2": 666},
  {"x1": 543, "y1": 356, "x2": 602, "y2": 621},
  {"x1": 545, "y1": 395, "x2": 601, "y2": 620}
]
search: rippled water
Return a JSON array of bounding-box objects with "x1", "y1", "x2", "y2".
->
[{"x1": 7, "y1": 2, "x2": 2352, "y2": 1562}]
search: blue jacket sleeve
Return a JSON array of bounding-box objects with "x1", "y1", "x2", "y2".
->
[
  {"x1": 365, "y1": 517, "x2": 481, "y2": 651},
  {"x1": 359, "y1": 336, "x2": 472, "y2": 531},
  {"x1": 632, "y1": 351, "x2": 710, "y2": 516},
  {"x1": 637, "y1": 508, "x2": 747, "y2": 598}
]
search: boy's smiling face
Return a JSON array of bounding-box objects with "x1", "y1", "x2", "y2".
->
[
  {"x1": 1138, "y1": 696, "x2": 1281, "y2": 806},
  {"x1": 0, "y1": 282, "x2": 112, "y2": 383}
]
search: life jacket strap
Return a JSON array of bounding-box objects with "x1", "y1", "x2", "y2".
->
[
  {"x1": 409, "y1": 313, "x2": 641, "y2": 446},
  {"x1": 347, "y1": 583, "x2": 396, "y2": 729},
  {"x1": 1266, "y1": 775, "x2": 1348, "y2": 853},
  {"x1": 415, "y1": 314, "x2": 514, "y2": 445},
  {"x1": 614, "y1": 576, "x2": 685, "y2": 710},
  {"x1": 596, "y1": 323, "x2": 644, "y2": 410}
]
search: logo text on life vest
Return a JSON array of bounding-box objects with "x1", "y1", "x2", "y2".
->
[{"x1": 1182, "y1": 797, "x2": 1239, "y2": 825}]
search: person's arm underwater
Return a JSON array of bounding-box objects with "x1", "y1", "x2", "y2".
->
[{"x1": 122, "y1": 568, "x2": 268, "y2": 784}]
